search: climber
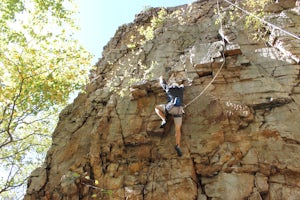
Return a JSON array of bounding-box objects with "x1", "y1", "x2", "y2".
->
[{"x1": 155, "y1": 75, "x2": 186, "y2": 157}]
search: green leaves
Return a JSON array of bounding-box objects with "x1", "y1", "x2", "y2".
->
[
  {"x1": 1, "y1": 0, "x2": 25, "y2": 20},
  {"x1": 0, "y1": 0, "x2": 92, "y2": 197},
  {"x1": 138, "y1": 8, "x2": 167, "y2": 45},
  {"x1": 219, "y1": 0, "x2": 272, "y2": 41}
]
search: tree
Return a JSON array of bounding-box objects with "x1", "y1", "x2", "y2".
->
[{"x1": 0, "y1": 0, "x2": 93, "y2": 198}]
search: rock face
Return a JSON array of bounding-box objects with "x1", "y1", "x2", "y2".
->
[{"x1": 24, "y1": 0, "x2": 300, "y2": 199}]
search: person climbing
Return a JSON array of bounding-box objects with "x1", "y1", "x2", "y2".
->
[{"x1": 155, "y1": 75, "x2": 186, "y2": 157}]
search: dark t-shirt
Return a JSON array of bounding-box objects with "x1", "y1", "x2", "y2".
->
[{"x1": 160, "y1": 79, "x2": 184, "y2": 106}]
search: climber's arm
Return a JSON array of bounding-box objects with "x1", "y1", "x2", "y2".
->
[
  {"x1": 159, "y1": 76, "x2": 168, "y2": 91},
  {"x1": 178, "y1": 79, "x2": 192, "y2": 87}
]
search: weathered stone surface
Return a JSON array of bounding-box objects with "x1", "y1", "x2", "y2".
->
[
  {"x1": 26, "y1": 165, "x2": 47, "y2": 195},
  {"x1": 203, "y1": 173, "x2": 254, "y2": 200},
  {"x1": 25, "y1": 1, "x2": 300, "y2": 200}
]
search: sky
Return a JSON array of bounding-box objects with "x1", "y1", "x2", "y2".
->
[{"x1": 75, "y1": 0, "x2": 193, "y2": 63}]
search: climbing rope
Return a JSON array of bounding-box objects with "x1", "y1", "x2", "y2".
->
[
  {"x1": 223, "y1": 0, "x2": 300, "y2": 41},
  {"x1": 184, "y1": 0, "x2": 226, "y2": 109},
  {"x1": 184, "y1": 51, "x2": 225, "y2": 109}
]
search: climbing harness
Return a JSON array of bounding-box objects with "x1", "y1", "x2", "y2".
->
[{"x1": 184, "y1": 0, "x2": 226, "y2": 109}]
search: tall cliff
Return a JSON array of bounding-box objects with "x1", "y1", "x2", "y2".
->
[{"x1": 25, "y1": 0, "x2": 300, "y2": 199}]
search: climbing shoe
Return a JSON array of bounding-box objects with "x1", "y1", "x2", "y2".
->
[
  {"x1": 175, "y1": 145, "x2": 183, "y2": 157},
  {"x1": 160, "y1": 120, "x2": 167, "y2": 128}
]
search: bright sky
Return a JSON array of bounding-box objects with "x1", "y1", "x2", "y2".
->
[{"x1": 75, "y1": 0, "x2": 193, "y2": 63}]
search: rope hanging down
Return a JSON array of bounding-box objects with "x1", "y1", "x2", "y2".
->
[
  {"x1": 184, "y1": 50, "x2": 226, "y2": 109},
  {"x1": 184, "y1": 0, "x2": 225, "y2": 109},
  {"x1": 223, "y1": 0, "x2": 300, "y2": 41}
]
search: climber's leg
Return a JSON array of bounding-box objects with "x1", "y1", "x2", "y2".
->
[
  {"x1": 174, "y1": 116, "x2": 183, "y2": 156},
  {"x1": 155, "y1": 104, "x2": 167, "y2": 128},
  {"x1": 174, "y1": 116, "x2": 182, "y2": 146}
]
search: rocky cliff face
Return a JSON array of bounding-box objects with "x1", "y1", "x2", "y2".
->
[{"x1": 24, "y1": 0, "x2": 300, "y2": 199}]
